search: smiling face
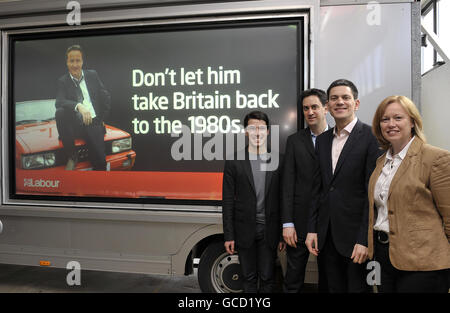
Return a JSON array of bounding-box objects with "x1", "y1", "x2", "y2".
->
[
  {"x1": 327, "y1": 85, "x2": 360, "y2": 126},
  {"x1": 245, "y1": 118, "x2": 269, "y2": 151},
  {"x1": 380, "y1": 101, "x2": 414, "y2": 153},
  {"x1": 66, "y1": 50, "x2": 83, "y2": 80}
]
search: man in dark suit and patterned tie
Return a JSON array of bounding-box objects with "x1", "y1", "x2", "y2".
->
[
  {"x1": 305, "y1": 79, "x2": 381, "y2": 292},
  {"x1": 282, "y1": 88, "x2": 330, "y2": 293},
  {"x1": 55, "y1": 45, "x2": 111, "y2": 170}
]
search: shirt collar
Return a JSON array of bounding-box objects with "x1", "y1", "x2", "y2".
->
[
  {"x1": 333, "y1": 117, "x2": 358, "y2": 137},
  {"x1": 385, "y1": 136, "x2": 415, "y2": 162},
  {"x1": 70, "y1": 70, "x2": 84, "y2": 84},
  {"x1": 310, "y1": 125, "x2": 329, "y2": 137}
]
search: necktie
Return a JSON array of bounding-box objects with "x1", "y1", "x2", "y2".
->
[
  {"x1": 311, "y1": 134, "x2": 316, "y2": 147},
  {"x1": 73, "y1": 76, "x2": 84, "y2": 103}
]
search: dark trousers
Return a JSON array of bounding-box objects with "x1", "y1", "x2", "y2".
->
[
  {"x1": 283, "y1": 242, "x2": 329, "y2": 293},
  {"x1": 374, "y1": 236, "x2": 448, "y2": 293},
  {"x1": 283, "y1": 242, "x2": 309, "y2": 292},
  {"x1": 238, "y1": 223, "x2": 276, "y2": 293},
  {"x1": 55, "y1": 107, "x2": 106, "y2": 170},
  {"x1": 317, "y1": 253, "x2": 329, "y2": 293},
  {"x1": 322, "y1": 230, "x2": 368, "y2": 293}
]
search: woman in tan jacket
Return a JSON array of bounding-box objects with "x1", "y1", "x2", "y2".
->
[{"x1": 368, "y1": 95, "x2": 449, "y2": 293}]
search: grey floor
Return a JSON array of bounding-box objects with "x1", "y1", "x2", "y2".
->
[
  {"x1": 0, "y1": 263, "x2": 201, "y2": 293},
  {"x1": 0, "y1": 263, "x2": 319, "y2": 293}
]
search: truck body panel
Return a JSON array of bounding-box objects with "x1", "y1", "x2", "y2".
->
[{"x1": 0, "y1": 0, "x2": 419, "y2": 292}]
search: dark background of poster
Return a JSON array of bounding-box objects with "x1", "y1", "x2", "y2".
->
[{"x1": 13, "y1": 22, "x2": 302, "y2": 172}]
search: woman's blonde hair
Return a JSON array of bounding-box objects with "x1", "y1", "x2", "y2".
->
[{"x1": 372, "y1": 95, "x2": 426, "y2": 150}]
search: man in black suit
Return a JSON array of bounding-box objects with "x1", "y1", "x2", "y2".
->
[
  {"x1": 55, "y1": 45, "x2": 111, "y2": 170},
  {"x1": 222, "y1": 111, "x2": 284, "y2": 293},
  {"x1": 281, "y1": 88, "x2": 329, "y2": 293},
  {"x1": 305, "y1": 79, "x2": 381, "y2": 293}
]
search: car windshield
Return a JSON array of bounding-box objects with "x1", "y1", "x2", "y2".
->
[{"x1": 16, "y1": 99, "x2": 56, "y2": 125}]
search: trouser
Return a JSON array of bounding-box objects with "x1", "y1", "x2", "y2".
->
[
  {"x1": 317, "y1": 253, "x2": 329, "y2": 293},
  {"x1": 55, "y1": 107, "x2": 106, "y2": 170},
  {"x1": 284, "y1": 240, "x2": 329, "y2": 293},
  {"x1": 322, "y1": 230, "x2": 369, "y2": 293},
  {"x1": 238, "y1": 223, "x2": 277, "y2": 293},
  {"x1": 374, "y1": 231, "x2": 448, "y2": 293},
  {"x1": 283, "y1": 241, "x2": 309, "y2": 293}
]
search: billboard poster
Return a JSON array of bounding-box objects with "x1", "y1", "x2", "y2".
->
[{"x1": 12, "y1": 21, "x2": 302, "y2": 202}]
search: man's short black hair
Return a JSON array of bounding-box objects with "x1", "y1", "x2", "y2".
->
[
  {"x1": 301, "y1": 88, "x2": 327, "y2": 106},
  {"x1": 244, "y1": 111, "x2": 270, "y2": 128},
  {"x1": 327, "y1": 79, "x2": 358, "y2": 100},
  {"x1": 66, "y1": 45, "x2": 83, "y2": 59}
]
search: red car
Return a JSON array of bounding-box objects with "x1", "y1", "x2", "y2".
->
[
  {"x1": 15, "y1": 99, "x2": 136, "y2": 171},
  {"x1": 14, "y1": 99, "x2": 221, "y2": 200}
]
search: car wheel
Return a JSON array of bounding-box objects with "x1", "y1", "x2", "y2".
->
[{"x1": 198, "y1": 241, "x2": 243, "y2": 293}]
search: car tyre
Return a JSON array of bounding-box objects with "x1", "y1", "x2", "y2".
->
[{"x1": 198, "y1": 241, "x2": 243, "y2": 293}]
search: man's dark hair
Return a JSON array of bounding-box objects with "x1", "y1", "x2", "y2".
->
[
  {"x1": 327, "y1": 79, "x2": 358, "y2": 100},
  {"x1": 66, "y1": 45, "x2": 83, "y2": 59},
  {"x1": 244, "y1": 111, "x2": 270, "y2": 128},
  {"x1": 301, "y1": 88, "x2": 327, "y2": 106}
]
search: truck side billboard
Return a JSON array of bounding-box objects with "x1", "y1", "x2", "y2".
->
[{"x1": 11, "y1": 19, "x2": 303, "y2": 203}]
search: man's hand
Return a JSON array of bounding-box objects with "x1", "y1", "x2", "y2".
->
[
  {"x1": 283, "y1": 227, "x2": 298, "y2": 248},
  {"x1": 305, "y1": 233, "x2": 319, "y2": 256},
  {"x1": 77, "y1": 103, "x2": 92, "y2": 125},
  {"x1": 278, "y1": 241, "x2": 286, "y2": 252},
  {"x1": 224, "y1": 240, "x2": 235, "y2": 255},
  {"x1": 351, "y1": 244, "x2": 368, "y2": 264}
]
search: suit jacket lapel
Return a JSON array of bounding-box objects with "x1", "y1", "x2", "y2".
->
[
  {"x1": 300, "y1": 128, "x2": 315, "y2": 159},
  {"x1": 85, "y1": 71, "x2": 103, "y2": 118},
  {"x1": 66, "y1": 74, "x2": 79, "y2": 102},
  {"x1": 264, "y1": 157, "x2": 274, "y2": 196},
  {"x1": 388, "y1": 137, "x2": 422, "y2": 198},
  {"x1": 332, "y1": 120, "x2": 362, "y2": 179},
  {"x1": 243, "y1": 149, "x2": 275, "y2": 196},
  {"x1": 324, "y1": 129, "x2": 334, "y2": 180},
  {"x1": 243, "y1": 149, "x2": 256, "y2": 194},
  {"x1": 369, "y1": 153, "x2": 385, "y2": 221},
  {"x1": 84, "y1": 71, "x2": 96, "y2": 108}
]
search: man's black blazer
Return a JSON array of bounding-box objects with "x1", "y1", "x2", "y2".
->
[
  {"x1": 281, "y1": 127, "x2": 321, "y2": 240},
  {"x1": 307, "y1": 120, "x2": 381, "y2": 258},
  {"x1": 55, "y1": 69, "x2": 111, "y2": 122},
  {"x1": 222, "y1": 149, "x2": 283, "y2": 250}
]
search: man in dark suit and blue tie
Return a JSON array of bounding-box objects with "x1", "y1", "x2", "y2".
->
[
  {"x1": 281, "y1": 88, "x2": 330, "y2": 293},
  {"x1": 55, "y1": 45, "x2": 111, "y2": 170},
  {"x1": 305, "y1": 79, "x2": 381, "y2": 293}
]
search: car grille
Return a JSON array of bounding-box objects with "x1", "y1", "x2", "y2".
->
[{"x1": 54, "y1": 142, "x2": 112, "y2": 167}]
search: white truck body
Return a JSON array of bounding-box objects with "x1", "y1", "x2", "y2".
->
[{"x1": 0, "y1": 0, "x2": 420, "y2": 292}]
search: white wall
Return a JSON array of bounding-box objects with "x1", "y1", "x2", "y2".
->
[
  {"x1": 421, "y1": 63, "x2": 450, "y2": 151},
  {"x1": 317, "y1": 3, "x2": 412, "y2": 127}
]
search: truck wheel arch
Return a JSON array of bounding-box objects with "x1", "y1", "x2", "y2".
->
[{"x1": 171, "y1": 224, "x2": 223, "y2": 276}]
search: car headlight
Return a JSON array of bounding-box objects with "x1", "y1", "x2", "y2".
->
[
  {"x1": 22, "y1": 152, "x2": 56, "y2": 169},
  {"x1": 111, "y1": 137, "x2": 132, "y2": 153}
]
